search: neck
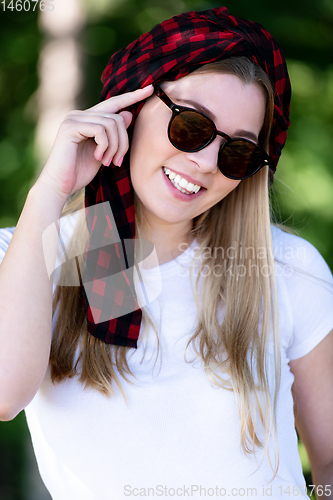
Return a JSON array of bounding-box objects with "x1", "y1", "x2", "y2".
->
[{"x1": 137, "y1": 212, "x2": 193, "y2": 267}]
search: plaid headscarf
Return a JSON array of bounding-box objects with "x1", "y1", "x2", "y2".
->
[{"x1": 84, "y1": 6, "x2": 291, "y2": 347}]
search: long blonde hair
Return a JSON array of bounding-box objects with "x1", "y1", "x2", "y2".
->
[{"x1": 50, "y1": 57, "x2": 280, "y2": 477}]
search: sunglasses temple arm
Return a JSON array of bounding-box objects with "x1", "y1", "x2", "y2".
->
[{"x1": 154, "y1": 86, "x2": 179, "y2": 112}]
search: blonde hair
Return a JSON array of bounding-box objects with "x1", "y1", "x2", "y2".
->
[{"x1": 50, "y1": 57, "x2": 280, "y2": 477}]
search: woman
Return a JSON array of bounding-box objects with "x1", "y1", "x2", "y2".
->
[{"x1": 0, "y1": 7, "x2": 332, "y2": 500}]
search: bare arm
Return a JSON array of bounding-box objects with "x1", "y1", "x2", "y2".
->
[
  {"x1": 289, "y1": 329, "x2": 333, "y2": 499},
  {"x1": 0, "y1": 182, "x2": 67, "y2": 420},
  {"x1": 0, "y1": 85, "x2": 154, "y2": 420}
]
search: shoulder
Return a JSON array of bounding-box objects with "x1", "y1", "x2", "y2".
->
[
  {"x1": 271, "y1": 226, "x2": 333, "y2": 360},
  {"x1": 271, "y1": 225, "x2": 332, "y2": 280},
  {"x1": 0, "y1": 227, "x2": 16, "y2": 263}
]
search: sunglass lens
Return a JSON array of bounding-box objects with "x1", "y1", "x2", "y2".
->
[
  {"x1": 219, "y1": 140, "x2": 265, "y2": 179},
  {"x1": 169, "y1": 111, "x2": 214, "y2": 152}
]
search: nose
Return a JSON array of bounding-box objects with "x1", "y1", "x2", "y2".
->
[{"x1": 185, "y1": 137, "x2": 222, "y2": 175}]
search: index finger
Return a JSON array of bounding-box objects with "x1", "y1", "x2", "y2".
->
[{"x1": 88, "y1": 85, "x2": 154, "y2": 114}]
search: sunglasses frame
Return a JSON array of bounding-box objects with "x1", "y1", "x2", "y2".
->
[{"x1": 154, "y1": 85, "x2": 272, "y2": 180}]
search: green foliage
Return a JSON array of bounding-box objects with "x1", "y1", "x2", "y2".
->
[
  {"x1": 0, "y1": 7, "x2": 41, "y2": 228},
  {"x1": 0, "y1": 412, "x2": 29, "y2": 499},
  {"x1": 273, "y1": 61, "x2": 333, "y2": 268},
  {"x1": 0, "y1": 9, "x2": 42, "y2": 500}
]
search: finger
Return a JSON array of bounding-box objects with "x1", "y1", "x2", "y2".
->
[
  {"x1": 109, "y1": 115, "x2": 130, "y2": 166},
  {"x1": 53, "y1": 119, "x2": 109, "y2": 167},
  {"x1": 118, "y1": 111, "x2": 133, "y2": 129},
  {"x1": 68, "y1": 110, "x2": 132, "y2": 129},
  {"x1": 78, "y1": 123, "x2": 110, "y2": 164},
  {"x1": 98, "y1": 118, "x2": 119, "y2": 166},
  {"x1": 62, "y1": 113, "x2": 130, "y2": 166},
  {"x1": 100, "y1": 114, "x2": 130, "y2": 167},
  {"x1": 59, "y1": 118, "x2": 108, "y2": 150},
  {"x1": 88, "y1": 84, "x2": 154, "y2": 115}
]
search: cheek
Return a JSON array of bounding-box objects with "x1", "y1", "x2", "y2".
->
[
  {"x1": 129, "y1": 114, "x2": 164, "y2": 197},
  {"x1": 130, "y1": 117, "x2": 150, "y2": 164},
  {"x1": 130, "y1": 119, "x2": 160, "y2": 172},
  {"x1": 129, "y1": 118, "x2": 152, "y2": 189},
  {"x1": 196, "y1": 178, "x2": 241, "y2": 218},
  {"x1": 214, "y1": 177, "x2": 241, "y2": 201},
  {"x1": 130, "y1": 99, "x2": 168, "y2": 154}
]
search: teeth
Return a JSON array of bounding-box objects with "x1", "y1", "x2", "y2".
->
[
  {"x1": 179, "y1": 178, "x2": 188, "y2": 189},
  {"x1": 163, "y1": 168, "x2": 202, "y2": 194}
]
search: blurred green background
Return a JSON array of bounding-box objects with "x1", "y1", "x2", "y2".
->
[{"x1": 0, "y1": 0, "x2": 332, "y2": 498}]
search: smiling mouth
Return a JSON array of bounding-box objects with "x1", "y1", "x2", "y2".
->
[{"x1": 163, "y1": 167, "x2": 202, "y2": 194}]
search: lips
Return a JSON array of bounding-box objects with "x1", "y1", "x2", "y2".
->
[
  {"x1": 161, "y1": 168, "x2": 205, "y2": 202},
  {"x1": 163, "y1": 167, "x2": 203, "y2": 194}
]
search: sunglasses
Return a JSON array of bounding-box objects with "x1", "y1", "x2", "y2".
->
[{"x1": 154, "y1": 85, "x2": 272, "y2": 180}]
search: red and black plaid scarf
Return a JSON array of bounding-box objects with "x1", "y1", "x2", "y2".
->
[{"x1": 83, "y1": 7, "x2": 291, "y2": 347}]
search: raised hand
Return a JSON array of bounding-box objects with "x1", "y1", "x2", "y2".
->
[{"x1": 37, "y1": 85, "x2": 154, "y2": 202}]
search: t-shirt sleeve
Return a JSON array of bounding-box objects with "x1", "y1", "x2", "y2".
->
[
  {"x1": 0, "y1": 227, "x2": 15, "y2": 265},
  {"x1": 0, "y1": 226, "x2": 60, "y2": 338},
  {"x1": 273, "y1": 228, "x2": 333, "y2": 360}
]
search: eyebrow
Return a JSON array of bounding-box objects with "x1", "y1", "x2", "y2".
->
[
  {"x1": 179, "y1": 98, "x2": 217, "y2": 121},
  {"x1": 178, "y1": 98, "x2": 259, "y2": 143},
  {"x1": 233, "y1": 129, "x2": 259, "y2": 143}
]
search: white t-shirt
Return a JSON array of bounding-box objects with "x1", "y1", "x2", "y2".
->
[{"x1": 1, "y1": 226, "x2": 333, "y2": 500}]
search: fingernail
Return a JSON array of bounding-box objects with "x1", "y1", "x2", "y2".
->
[
  {"x1": 107, "y1": 157, "x2": 113, "y2": 166},
  {"x1": 118, "y1": 156, "x2": 124, "y2": 167}
]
